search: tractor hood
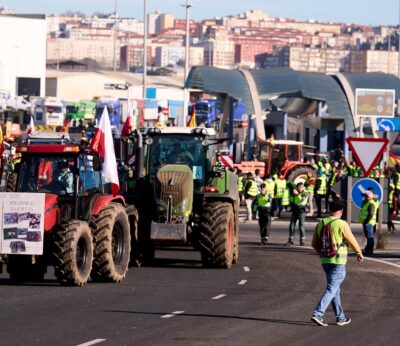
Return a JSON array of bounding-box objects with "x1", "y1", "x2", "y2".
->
[{"x1": 155, "y1": 164, "x2": 193, "y2": 222}]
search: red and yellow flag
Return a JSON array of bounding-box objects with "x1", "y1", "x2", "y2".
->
[{"x1": 186, "y1": 105, "x2": 196, "y2": 128}]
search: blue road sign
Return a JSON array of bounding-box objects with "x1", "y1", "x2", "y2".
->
[
  {"x1": 351, "y1": 178, "x2": 383, "y2": 209},
  {"x1": 376, "y1": 117, "x2": 400, "y2": 131}
]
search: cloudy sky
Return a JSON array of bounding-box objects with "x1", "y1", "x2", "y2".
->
[{"x1": 1, "y1": 0, "x2": 400, "y2": 26}]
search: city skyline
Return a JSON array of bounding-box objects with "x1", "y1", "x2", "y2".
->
[{"x1": 1, "y1": 0, "x2": 400, "y2": 26}]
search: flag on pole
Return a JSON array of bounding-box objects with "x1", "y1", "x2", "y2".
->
[
  {"x1": 121, "y1": 109, "x2": 134, "y2": 137},
  {"x1": 59, "y1": 117, "x2": 71, "y2": 133},
  {"x1": 90, "y1": 107, "x2": 120, "y2": 196},
  {"x1": 27, "y1": 116, "x2": 35, "y2": 135},
  {"x1": 186, "y1": 104, "x2": 196, "y2": 128}
]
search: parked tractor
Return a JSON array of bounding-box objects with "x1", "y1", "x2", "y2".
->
[
  {"x1": 235, "y1": 139, "x2": 315, "y2": 182},
  {"x1": 1, "y1": 133, "x2": 133, "y2": 286},
  {"x1": 124, "y1": 126, "x2": 239, "y2": 268}
]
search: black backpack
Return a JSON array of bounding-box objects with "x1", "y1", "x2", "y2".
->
[{"x1": 315, "y1": 218, "x2": 340, "y2": 257}]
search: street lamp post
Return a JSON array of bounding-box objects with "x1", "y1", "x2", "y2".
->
[
  {"x1": 182, "y1": 0, "x2": 192, "y2": 126},
  {"x1": 113, "y1": 0, "x2": 118, "y2": 72},
  {"x1": 143, "y1": 0, "x2": 147, "y2": 99}
]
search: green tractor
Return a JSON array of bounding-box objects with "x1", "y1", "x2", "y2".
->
[{"x1": 124, "y1": 126, "x2": 239, "y2": 268}]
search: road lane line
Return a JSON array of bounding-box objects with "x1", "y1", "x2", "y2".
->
[
  {"x1": 243, "y1": 266, "x2": 250, "y2": 272},
  {"x1": 364, "y1": 257, "x2": 400, "y2": 268},
  {"x1": 238, "y1": 280, "x2": 247, "y2": 285},
  {"x1": 77, "y1": 339, "x2": 106, "y2": 346},
  {"x1": 161, "y1": 311, "x2": 185, "y2": 319},
  {"x1": 211, "y1": 294, "x2": 226, "y2": 300}
]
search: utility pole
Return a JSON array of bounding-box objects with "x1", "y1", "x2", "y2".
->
[
  {"x1": 398, "y1": 0, "x2": 400, "y2": 78},
  {"x1": 143, "y1": 0, "x2": 147, "y2": 99},
  {"x1": 181, "y1": 0, "x2": 192, "y2": 126},
  {"x1": 113, "y1": 0, "x2": 118, "y2": 72}
]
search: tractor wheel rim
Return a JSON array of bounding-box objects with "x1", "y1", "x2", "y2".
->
[
  {"x1": 76, "y1": 237, "x2": 87, "y2": 273},
  {"x1": 112, "y1": 222, "x2": 124, "y2": 265}
]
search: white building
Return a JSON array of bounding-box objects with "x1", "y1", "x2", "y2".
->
[{"x1": 0, "y1": 14, "x2": 47, "y2": 97}]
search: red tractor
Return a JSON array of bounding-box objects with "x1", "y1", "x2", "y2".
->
[
  {"x1": 235, "y1": 139, "x2": 314, "y2": 182},
  {"x1": 1, "y1": 134, "x2": 133, "y2": 286}
]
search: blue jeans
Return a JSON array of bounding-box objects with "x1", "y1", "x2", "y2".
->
[
  {"x1": 313, "y1": 263, "x2": 346, "y2": 321},
  {"x1": 363, "y1": 223, "x2": 375, "y2": 253},
  {"x1": 288, "y1": 208, "x2": 305, "y2": 241}
]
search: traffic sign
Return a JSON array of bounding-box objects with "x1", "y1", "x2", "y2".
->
[
  {"x1": 377, "y1": 117, "x2": 400, "y2": 131},
  {"x1": 351, "y1": 178, "x2": 383, "y2": 209},
  {"x1": 346, "y1": 137, "x2": 389, "y2": 177},
  {"x1": 378, "y1": 119, "x2": 395, "y2": 131}
]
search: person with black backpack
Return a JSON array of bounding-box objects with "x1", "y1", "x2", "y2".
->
[{"x1": 310, "y1": 201, "x2": 363, "y2": 327}]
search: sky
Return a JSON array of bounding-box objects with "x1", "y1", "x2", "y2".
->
[{"x1": 1, "y1": 0, "x2": 400, "y2": 26}]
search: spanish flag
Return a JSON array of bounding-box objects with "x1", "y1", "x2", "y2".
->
[
  {"x1": 186, "y1": 105, "x2": 196, "y2": 128},
  {"x1": 388, "y1": 152, "x2": 400, "y2": 169}
]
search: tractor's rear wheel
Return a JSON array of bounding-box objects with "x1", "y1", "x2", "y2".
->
[
  {"x1": 287, "y1": 166, "x2": 313, "y2": 185},
  {"x1": 5, "y1": 173, "x2": 18, "y2": 192},
  {"x1": 199, "y1": 202, "x2": 235, "y2": 268},
  {"x1": 7, "y1": 255, "x2": 47, "y2": 283},
  {"x1": 91, "y1": 203, "x2": 131, "y2": 282},
  {"x1": 53, "y1": 221, "x2": 93, "y2": 286}
]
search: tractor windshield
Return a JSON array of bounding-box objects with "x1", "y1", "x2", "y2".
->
[
  {"x1": 18, "y1": 155, "x2": 77, "y2": 195},
  {"x1": 148, "y1": 134, "x2": 206, "y2": 180}
]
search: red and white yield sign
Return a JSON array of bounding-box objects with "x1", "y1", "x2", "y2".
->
[{"x1": 346, "y1": 137, "x2": 389, "y2": 176}]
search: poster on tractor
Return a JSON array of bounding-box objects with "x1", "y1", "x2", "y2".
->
[{"x1": 0, "y1": 193, "x2": 45, "y2": 255}]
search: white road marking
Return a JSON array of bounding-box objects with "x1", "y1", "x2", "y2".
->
[
  {"x1": 76, "y1": 339, "x2": 106, "y2": 346},
  {"x1": 243, "y1": 266, "x2": 250, "y2": 272},
  {"x1": 161, "y1": 311, "x2": 185, "y2": 318},
  {"x1": 238, "y1": 280, "x2": 247, "y2": 285},
  {"x1": 211, "y1": 294, "x2": 227, "y2": 300},
  {"x1": 364, "y1": 257, "x2": 400, "y2": 268}
]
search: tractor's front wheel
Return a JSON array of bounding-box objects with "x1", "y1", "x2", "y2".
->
[
  {"x1": 53, "y1": 221, "x2": 93, "y2": 286},
  {"x1": 5, "y1": 173, "x2": 18, "y2": 192},
  {"x1": 91, "y1": 203, "x2": 131, "y2": 282},
  {"x1": 199, "y1": 202, "x2": 235, "y2": 268}
]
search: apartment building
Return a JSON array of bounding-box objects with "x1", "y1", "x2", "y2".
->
[
  {"x1": 47, "y1": 38, "x2": 119, "y2": 69},
  {"x1": 204, "y1": 40, "x2": 234, "y2": 69},
  {"x1": 350, "y1": 50, "x2": 399, "y2": 75},
  {"x1": 156, "y1": 13, "x2": 174, "y2": 34},
  {"x1": 155, "y1": 46, "x2": 204, "y2": 67}
]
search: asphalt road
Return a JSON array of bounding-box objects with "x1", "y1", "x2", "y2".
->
[{"x1": 1, "y1": 214, "x2": 400, "y2": 345}]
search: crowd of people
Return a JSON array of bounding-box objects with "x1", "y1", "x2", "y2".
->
[{"x1": 233, "y1": 153, "x2": 400, "y2": 256}]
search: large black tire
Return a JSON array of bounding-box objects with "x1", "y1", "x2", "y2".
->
[
  {"x1": 91, "y1": 203, "x2": 131, "y2": 282},
  {"x1": 199, "y1": 202, "x2": 235, "y2": 269},
  {"x1": 126, "y1": 205, "x2": 141, "y2": 267},
  {"x1": 287, "y1": 166, "x2": 314, "y2": 185},
  {"x1": 5, "y1": 173, "x2": 18, "y2": 192},
  {"x1": 7, "y1": 255, "x2": 47, "y2": 283},
  {"x1": 53, "y1": 221, "x2": 93, "y2": 286}
]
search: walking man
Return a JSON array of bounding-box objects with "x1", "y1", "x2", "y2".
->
[
  {"x1": 311, "y1": 201, "x2": 363, "y2": 327},
  {"x1": 285, "y1": 182, "x2": 308, "y2": 246}
]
